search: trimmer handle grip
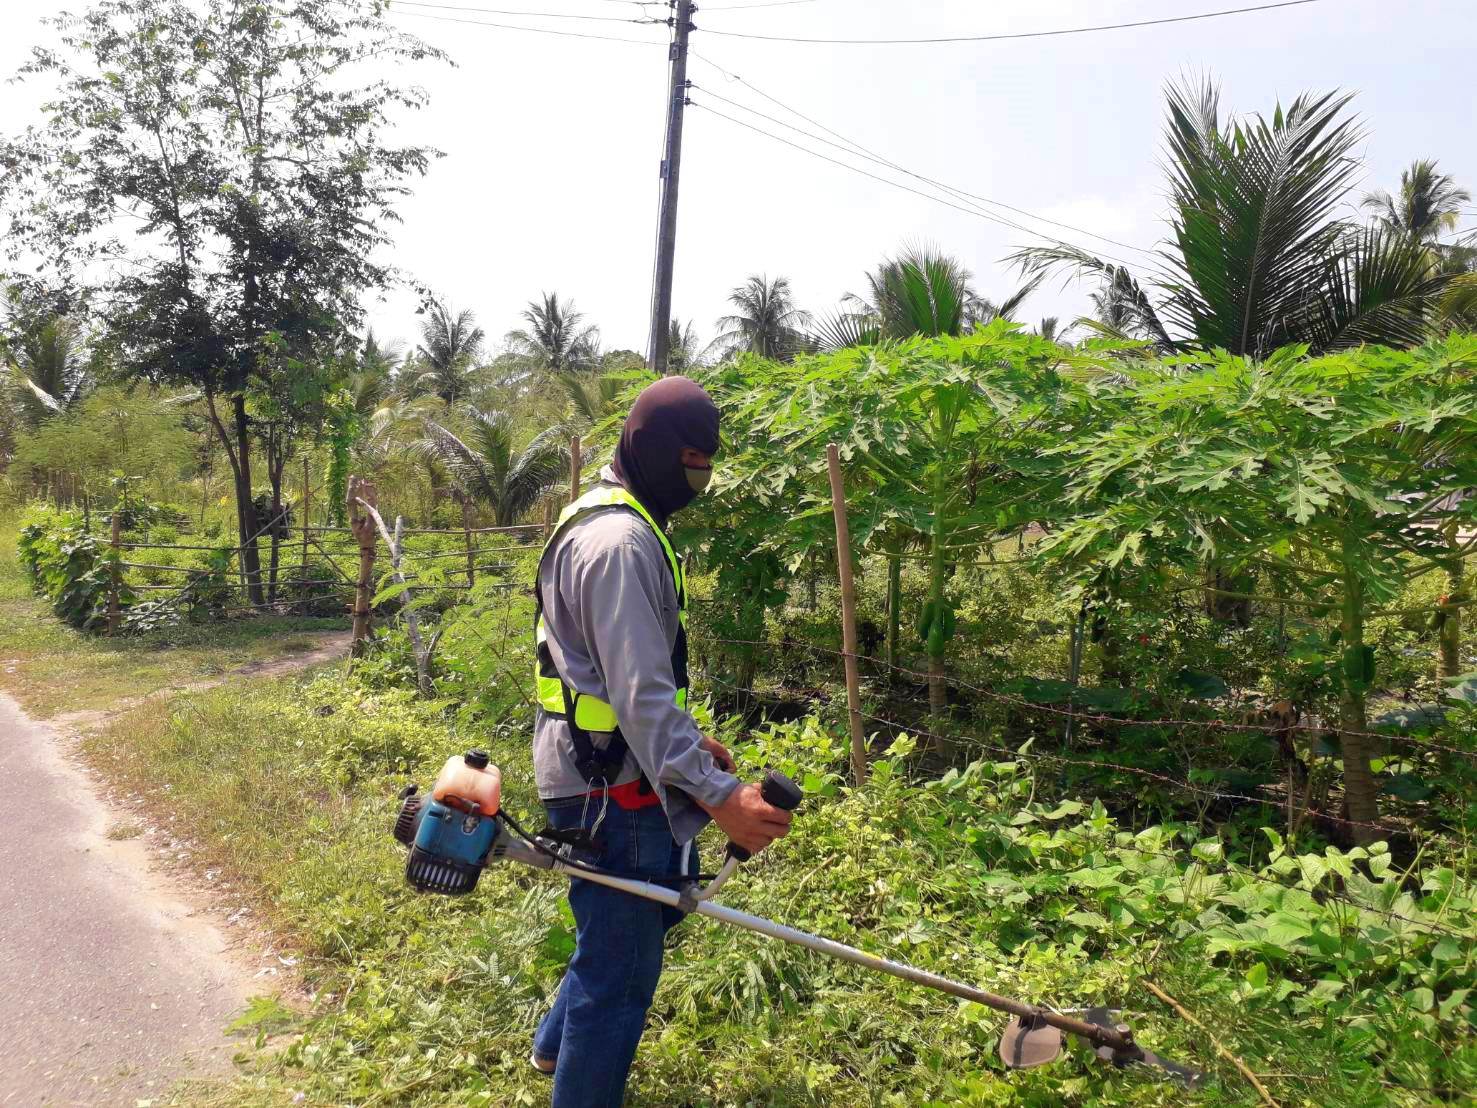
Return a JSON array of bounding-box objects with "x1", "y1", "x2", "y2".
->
[{"x1": 727, "y1": 769, "x2": 803, "y2": 863}]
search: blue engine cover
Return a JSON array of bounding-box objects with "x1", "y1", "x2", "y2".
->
[{"x1": 413, "y1": 798, "x2": 501, "y2": 868}]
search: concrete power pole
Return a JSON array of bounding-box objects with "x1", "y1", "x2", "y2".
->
[{"x1": 646, "y1": 0, "x2": 696, "y2": 375}]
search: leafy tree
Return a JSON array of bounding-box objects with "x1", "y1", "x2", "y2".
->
[
  {"x1": 844, "y1": 247, "x2": 1040, "y2": 341},
  {"x1": 1362, "y1": 160, "x2": 1471, "y2": 242},
  {"x1": 0, "y1": 0, "x2": 442, "y2": 604},
  {"x1": 13, "y1": 385, "x2": 193, "y2": 508},
  {"x1": 412, "y1": 298, "x2": 485, "y2": 406},
  {"x1": 1042, "y1": 339, "x2": 1477, "y2": 841},
  {"x1": 709, "y1": 274, "x2": 811, "y2": 360},
  {"x1": 667, "y1": 319, "x2": 702, "y2": 374},
  {"x1": 1016, "y1": 79, "x2": 1462, "y2": 356},
  {"x1": 505, "y1": 293, "x2": 599, "y2": 375},
  {"x1": 419, "y1": 408, "x2": 567, "y2": 527},
  {"x1": 705, "y1": 325, "x2": 1079, "y2": 718},
  {"x1": 2, "y1": 288, "x2": 95, "y2": 423}
]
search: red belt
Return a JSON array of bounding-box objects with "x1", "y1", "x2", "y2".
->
[{"x1": 585, "y1": 777, "x2": 661, "y2": 811}]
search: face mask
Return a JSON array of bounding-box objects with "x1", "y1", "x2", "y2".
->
[{"x1": 684, "y1": 465, "x2": 713, "y2": 494}]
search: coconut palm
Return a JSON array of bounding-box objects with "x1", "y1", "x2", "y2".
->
[
  {"x1": 5, "y1": 315, "x2": 92, "y2": 423},
  {"x1": 709, "y1": 275, "x2": 811, "y2": 360},
  {"x1": 1015, "y1": 79, "x2": 1459, "y2": 356},
  {"x1": 505, "y1": 293, "x2": 600, "y2": 375},
  {"x1": 853, "y1": 247, "x2": 1041, "y2": 340},
  {"x1": 667, "y1": 319, "x2": 702, "y2": 374},
  {"x1": 1361, "y1": 160, "x2": 1470, "y2": 242},
  {"x1": 413, "y1": 300, "x2": 485, "y2": 406},
  {"x1": 420, "y1": 408, "x2": 568, "y2": 527}
]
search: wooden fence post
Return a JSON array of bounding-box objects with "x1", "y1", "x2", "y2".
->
[
  {"x1": 107, "y1": 509, "x2": 122, "y2": 635},
  {"x1": 826, "y1": 443, "x2": 868, "y2": 786},
  {"x1": 543, "y1": 499, "x2": 556, "y2": 542},
  {"x1": 300, "y1": 456, "x2": 311, "y2": 614},
  {"x1": 461, "y1": 496, "x2": 477, "y2": 588},
  {"x1": 569, "y1": 436, "x2": 582, "y2": 504},
  {"x1": 348, "y1": 475, "x2": 379, "y2": 656}
]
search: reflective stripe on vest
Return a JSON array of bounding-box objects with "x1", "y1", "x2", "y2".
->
[{"x1": 534, "y1": 486, "x2": 688, "y2": 736}]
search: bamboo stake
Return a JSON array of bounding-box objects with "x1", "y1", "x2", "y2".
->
[
  {"x1": 348, "y1": 476, "x2": 378, "y2": 656},
  {"x1": 570, "y1": 436, "x2": 582, "y2": 504},
  {"x1": 826, "y1": 443, "x2": 867, "y2": 786},
  {"x1": 107, "y1": 510, "x2": 122, "y2": 634}
]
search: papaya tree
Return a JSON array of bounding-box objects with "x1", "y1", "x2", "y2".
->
[
  {"x1": 730, "y1": 323, "x2": 1082, "y2": 718},
  {"x1": 1043, "y1": 338, "x2": 1477, "y2": 841}
]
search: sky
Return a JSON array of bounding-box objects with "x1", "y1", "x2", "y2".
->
[{"x1": 1, "y1": 0, "x2": 1474, "y2": 360}]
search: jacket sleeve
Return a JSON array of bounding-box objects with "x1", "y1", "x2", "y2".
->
[{"x1": 572, "y1": 531, "x2": 739, "y2": 825}]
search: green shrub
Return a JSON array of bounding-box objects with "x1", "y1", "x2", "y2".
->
[{"x1": 17, "y1": 507, "x2": 131, "y2": 630}]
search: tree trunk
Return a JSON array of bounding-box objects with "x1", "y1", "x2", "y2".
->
[
  {"x1": 926, "y1": 523, "x2": 948, "y2": 721},
  {"x1": 885, "y1": 545, "x2": 901, "y2": 679},
  {"x1": 231, "y1": 394, "x2": 265, "y2": 606},
  {"x1": 1438, "y1": 521, "x2": 1466, "y2": 681},
  {"x1": 1339, "y1": 567, "x2": 1382, "y2": 845}
]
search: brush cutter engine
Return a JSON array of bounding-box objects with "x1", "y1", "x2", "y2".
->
[{"x1": 390, "y1": 752, "x2": 1204, "y2": 1089}]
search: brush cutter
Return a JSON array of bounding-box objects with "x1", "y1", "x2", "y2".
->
[{"x1": 392, "y1": 750, "x2": 1204, "y2": 1088}]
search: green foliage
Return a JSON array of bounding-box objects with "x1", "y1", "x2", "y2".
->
[
  {"x1": 16, "y1": 505, "x2": 129, "y2": 629},
  {"x1": 84, "y1": 664, "x2": 1477, "y2": 1106}
]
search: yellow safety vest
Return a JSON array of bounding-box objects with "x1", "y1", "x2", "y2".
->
[{"x1": 534, "y1": 485, "x2": 689, "y2": 780}]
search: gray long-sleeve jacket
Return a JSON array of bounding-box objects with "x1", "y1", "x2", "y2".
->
[{"x1": 533, "y1": 471, "x2": 739, "y2": 843}]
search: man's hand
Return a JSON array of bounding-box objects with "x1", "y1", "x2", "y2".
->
[
  {"x1": 700, "y1": 734, "x2": 735, "y2": 774},
  {"x1": 700, "y1": 781, "x2": 793, "y2": 857}
]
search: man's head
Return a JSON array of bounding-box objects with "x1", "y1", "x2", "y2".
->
[{"x1": 612, "y1": 376, "x2": 720, "y2": 523}]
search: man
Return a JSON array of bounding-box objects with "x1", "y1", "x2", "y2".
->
[{"x1": 530, "y1": 376, "x2": 793, "y2": 1107}]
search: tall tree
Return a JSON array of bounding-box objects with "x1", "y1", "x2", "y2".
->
[
  {"x1": 850, "y1": 247, "x2": 1040, "y2": 340},
  {"x1": 420, "y1": 408, "x2": 567, "y2": 527},
  {"x1": 710, "y1": 274, "x2": 811, "y2": 360},
  {"x1": 505, "y1": 293, "x2": 599, "y2": 375},
  {"x1": 667, "y1": 318, "x2": 702, "y2": 375},
  {"x1": 413, "y1": 298, "x2": 485, "y2": 406},
  {"x1": 0, "y1": 0, "x2": 442, "y2": 604},
  {"x1": 4, "y1": 314, "x2": 93, "y2": 424},
  {"x1": 1362, "y1": 159, "x2": 1471, "y2": 242},
  {"x1": 1016, "y1": 79, "x2": 1460, "y2": 356}
]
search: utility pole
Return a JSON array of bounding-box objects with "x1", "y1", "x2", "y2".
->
[{"x1": 646, "y1": 0, "x2": 696, "y2": 375}]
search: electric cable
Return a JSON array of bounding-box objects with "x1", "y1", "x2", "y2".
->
[
  {"x1": 689, "y1": 101, "x2": 1143, "y2": 268},
  {"x1": 704, "y1": 0, "x2": 819, "y2": 8},
  {"x1": 690, "y1": 78, "x2": 1155, "y2": 259},
  {"x1": 390, "y1": 7, "x2": 668, "y2": 44},
  {"x1": 700, "y1": 0, "x2": 1324, "y2": 45},
  {"x1": 391, "y1": 0, "x2": 661, "y2": 23}
]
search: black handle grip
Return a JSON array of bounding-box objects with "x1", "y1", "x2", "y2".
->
[
  {"x1": 727, "y1": 770, "x2": 803, "y2": 863},
  {"x1": 760, "y1": 769, "x2": 803, "y2": 811}
]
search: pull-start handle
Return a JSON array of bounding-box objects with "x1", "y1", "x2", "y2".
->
[{"x1": 727, "y1": 769, "x2": 803, "y2": 863}]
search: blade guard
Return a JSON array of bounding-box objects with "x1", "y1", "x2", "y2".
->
[{"x1": 999, "y1": 1013, "x2": 1063, "y2": 1069}]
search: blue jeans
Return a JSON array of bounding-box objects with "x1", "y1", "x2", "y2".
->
[{"x1": 533, "y1": 796, "x2": 698, "y2": 1108}]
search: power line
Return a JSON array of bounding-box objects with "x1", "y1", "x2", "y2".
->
[
  {"x1": 700, "y1": 0, "x2": 1323, "y2": 44},
  {"x1": 689, "y1": 51, "x2": 1154, "y2": 258},
  {"x1": 704, "y1": 0, "x2": 819, "y2": 8},
  {"x1": 392, "y1": 0, "x2": 659, "y2": 23},
  {"x1": 690, "y1": 76, "x2": 1155, "y2": 259},
  {"x1": 690, "y1": 101, "x2": 1143, "y2": 267},
  {"x1": 389, "y1": 7, "x2": 667, "y2": 44}
]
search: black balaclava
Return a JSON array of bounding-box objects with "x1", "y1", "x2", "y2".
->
[{"x1": 611, "y1": 376, "x2": 721, "y2": 526}]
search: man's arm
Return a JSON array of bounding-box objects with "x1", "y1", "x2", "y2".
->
[{"x1": 573, "y1": 532, "x2": 739, "y2": 813}]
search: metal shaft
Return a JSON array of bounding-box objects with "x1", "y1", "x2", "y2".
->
[
  {"x1": 503, "y1": 840, "x2": 1131, "y2": 1052},
  {"x1": 646, "y1": 0, "x2": 695, "y2": 375}
]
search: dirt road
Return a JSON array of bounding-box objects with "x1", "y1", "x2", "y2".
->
[{"x1": 0, "y1": 633, "x2": 350, "y2": 1106}]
